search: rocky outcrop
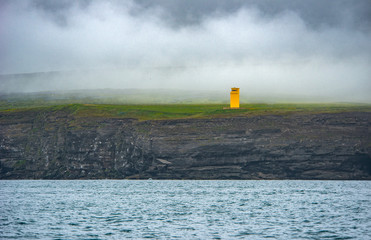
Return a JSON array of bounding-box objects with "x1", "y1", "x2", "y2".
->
[{"x1": 1, "y1": 109, "x2": 370, "y2": 179}]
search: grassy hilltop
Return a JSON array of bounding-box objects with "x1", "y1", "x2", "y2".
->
[
  {"x1": 2, "y1": 103, "x2": 371, "y2": 121},
  {"x1": 1, "y1": 90, "x2": 370, "y2": 120}
]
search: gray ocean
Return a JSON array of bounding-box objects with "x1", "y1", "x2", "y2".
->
[{"x1": 1, "y1": 180, "x2": 370, "y2": 239}]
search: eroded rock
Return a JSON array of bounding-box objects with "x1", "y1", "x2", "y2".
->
[{"x1": 0, "y1": 111, "x2": 370, "y2": 179}]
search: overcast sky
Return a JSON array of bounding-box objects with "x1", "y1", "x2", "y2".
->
[{"x1": 0, "y1": 0, "x2": 370, "y2": 102}]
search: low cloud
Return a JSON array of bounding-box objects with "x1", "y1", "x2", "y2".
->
[{"x1": 0, "y1": 0, "x2": 370, "y2": 102}]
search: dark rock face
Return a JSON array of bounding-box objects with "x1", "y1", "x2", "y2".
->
[{"x1": 1, "y1": 111, "x2": 370, "y2": 179}]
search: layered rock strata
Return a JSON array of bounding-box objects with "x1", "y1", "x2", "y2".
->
[{"x1": 1, "y1": 110, "x2": 370, "y2": 179}]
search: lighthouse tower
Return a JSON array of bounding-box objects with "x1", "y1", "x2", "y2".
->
[{"x1": 230, "y1": 88, "x2": 240, "y2": 108}]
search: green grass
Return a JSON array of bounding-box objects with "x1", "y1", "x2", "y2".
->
[
  {"x1": 1, "y1": 103, "x2": 370, "y2": 120},
  {"x1": 2, "y1": 90, "x2": 371, "y2": 120}
]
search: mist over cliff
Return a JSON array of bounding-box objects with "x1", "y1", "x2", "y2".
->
[{"x1": 1, "y1": 0, "x2": 371, "y2": 102}]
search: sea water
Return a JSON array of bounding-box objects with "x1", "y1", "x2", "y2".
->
[{"x1": 0, "y1": 180, "x2": 370, "y2": 239}]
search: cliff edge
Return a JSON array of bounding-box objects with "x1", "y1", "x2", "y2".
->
[{"x1": 1, "y1": 108, "x2": 370, "y2": 179}]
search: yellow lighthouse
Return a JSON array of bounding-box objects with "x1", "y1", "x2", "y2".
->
[{"x1": 230, "y1": 88, "x2": 240, "y2": 108}]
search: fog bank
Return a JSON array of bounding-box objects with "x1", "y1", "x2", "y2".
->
[{"x1": 0, "y1": 0, "x2": 370, "y2": 102}]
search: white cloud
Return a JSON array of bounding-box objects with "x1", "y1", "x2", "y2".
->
[{"x1": 0, "y1": 0, "x2": 370, "y2": 102}]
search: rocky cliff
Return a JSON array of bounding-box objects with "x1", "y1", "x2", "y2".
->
[{"x1": 1, "y1": 109, "x2": 370, "y2": 179}]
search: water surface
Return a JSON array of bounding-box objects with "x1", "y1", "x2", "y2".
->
[{"x1": 1, "y1": 180, "x2": 370, "y2": 239}]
